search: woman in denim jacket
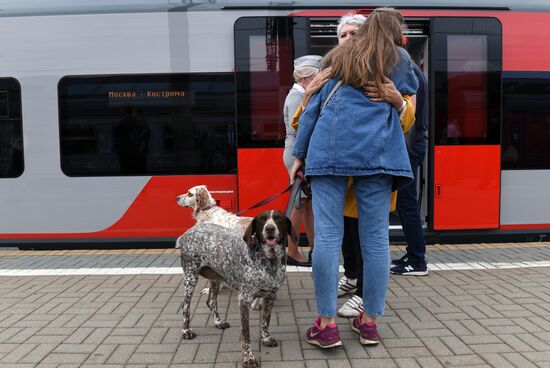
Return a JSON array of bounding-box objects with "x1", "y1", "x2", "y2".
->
[{"x1": 290, "y1": 8, "x2": 418, "y2": 348}]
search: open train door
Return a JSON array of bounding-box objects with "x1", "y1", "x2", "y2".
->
[{"x1": 430, "y1": 17, "x2": 502, "y2": 230}]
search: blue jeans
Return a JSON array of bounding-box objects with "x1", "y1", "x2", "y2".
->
[
  {"x1": 310, "y1": 174, "x2": 392, "y2": 318},
  {"x1": 397, "y1": 142, "x2": 427, "y2": 267}
]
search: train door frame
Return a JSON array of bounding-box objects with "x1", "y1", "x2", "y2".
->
[{"x1": 401, "y1": 32, "x2": 430, "y2": 233}]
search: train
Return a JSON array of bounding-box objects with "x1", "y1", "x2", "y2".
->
[{"x1": 1, "y1": 0, "x2": 550, "y2": 248}]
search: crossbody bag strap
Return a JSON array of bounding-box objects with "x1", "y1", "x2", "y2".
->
[{"x1": 321, "y1": 80, "x2": 343, "y2": 110}]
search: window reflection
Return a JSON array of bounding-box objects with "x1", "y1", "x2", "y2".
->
[
  {"x1": 59, "y1": 74, "x2": 236, "y2": 176},
  {"x1": 434, "y1": 30, "x2": 500, "y2": 146},
  {"x1": 235, "y1": 17, "x2": 294, "y2": 148},
  {"x1": 502, "y1": 73, "x2": 550, "y2": 169},
  {"x1": 445, "y1": 35, "x2": 488, "y2": 142}
]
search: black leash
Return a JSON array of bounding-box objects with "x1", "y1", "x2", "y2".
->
[
  {"x1": 236, "y1": 171, "x2": 309, "y2": 217},
  {"x1": 236, "y1": 184, "x2": 293, "y2": 216}
]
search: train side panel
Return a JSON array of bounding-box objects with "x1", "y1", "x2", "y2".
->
[{"x1": 0, "y1": 11, "x2": 239, "y2": 238}]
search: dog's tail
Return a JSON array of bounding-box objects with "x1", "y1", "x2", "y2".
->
[{"x1": 175, "y1": 234, "x2": 183, "y2": 249}]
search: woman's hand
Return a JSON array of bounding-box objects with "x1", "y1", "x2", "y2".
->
[
  {"x1": 302, "y1": 67, "x2": 332, "y2": 109},
  {"x1": 290, "y1": 158, "x2": 304, "y2": 184},
  {"x1": 305, "y1": 67, "x2": 332, "y2": 96},
  {"x1": 363, "y1": 77, "x2": 404, "y2": 109}
]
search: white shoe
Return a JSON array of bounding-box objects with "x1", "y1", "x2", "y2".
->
[
  {"x1": 338, "y1": 276, "x2": 357, "y2": 297},
  {"x1": 338, "y1": 295, "x2": 363, "y2": 318}
]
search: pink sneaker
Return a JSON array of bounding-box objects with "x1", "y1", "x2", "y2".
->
[
  {"x1": 306, "y1": 317, "x2": 343, "y2": 349},
  {"x1": 351, "y1": 313, "x2": 380, "y2": 345}
]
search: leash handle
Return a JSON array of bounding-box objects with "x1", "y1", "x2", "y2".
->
[
  {"x1": 296, "y1": 170, "x2": 311, "y2": 198},
  {"x1": 284, "y1": 171, "x2": 305, "y2": 217},
  {"x1": 285, "y1": 170, "x2": 311, "y2": 218}
]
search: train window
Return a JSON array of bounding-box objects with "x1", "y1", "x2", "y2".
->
[
  {"x1": 446, "y1": 35, "x2": 489, "y2": 142},
  {"x1": 502, "y1": 72, "x2": 550, "y2": 170},
  {"x1": 0, "y1": 78, "x2": 24, "y2": 178},
  {"x1": 235, "y1": 17, "x2": 295, "y2": 148},
  {"x1": 58, "y1": 74, "x2": 236, "y2": 176},
  {"x1": 432, "y1": 18, "x2": 501, "y2": 146}
]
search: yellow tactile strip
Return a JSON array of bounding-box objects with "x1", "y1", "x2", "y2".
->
[{"x1": 1, "y1": 241, "x2": 550, "y2": 257}]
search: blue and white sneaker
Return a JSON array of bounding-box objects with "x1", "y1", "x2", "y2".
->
[
  {"x1": 390, "y1": 260, "x2": 428, "y2": 276},
  {"x1": 391, "y1": 254, "x2": 408, "y2": 267}
]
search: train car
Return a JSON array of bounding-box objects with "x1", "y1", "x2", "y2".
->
[{"x1": 1, "y1": 0, "x2": 550, "y2": 248}]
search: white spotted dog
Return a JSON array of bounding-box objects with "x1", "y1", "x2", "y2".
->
[
  {"x1": 177, "y1": 210, "x2": 298, "y2": 368},
  {"x1": 176, "y1": 185, "x2": 252, "y2": 238}
]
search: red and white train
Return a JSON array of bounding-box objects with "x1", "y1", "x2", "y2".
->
[{"x1": 1, "y1": 0, "x2": 550, "y2": 247}]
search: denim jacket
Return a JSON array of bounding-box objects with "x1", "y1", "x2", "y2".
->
[{"x1": 293, "y1": 47, "x2": 419, "y2": 191}]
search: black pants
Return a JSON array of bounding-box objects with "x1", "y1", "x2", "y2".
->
[
  {"x1": 341, "y1": 216, "x2": 363, "y2": 298},
  {"x1": 396, "y1": 145, "x2": 427, "y2": 267}
]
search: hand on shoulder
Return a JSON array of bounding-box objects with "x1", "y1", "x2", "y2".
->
[
  {"x1": 363, "y1": 77, "x2": 404, "y2": 109},
  {"x1": 305, "y1": 67, "x2": 332, "y2": 97}
]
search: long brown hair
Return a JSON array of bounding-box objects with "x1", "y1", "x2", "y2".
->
[{"x1": 324, "y1": 8, "x2": 405, "y2": 93}]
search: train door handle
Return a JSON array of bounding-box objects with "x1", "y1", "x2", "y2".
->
[{"x1": 435, "y1": 184, "x2": 442, "y2": 198}]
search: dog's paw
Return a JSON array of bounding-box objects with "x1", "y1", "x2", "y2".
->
[
  {"x1": 201, "y1": 287, "x2": 210, "y2": 295},
  {"x1": 242, "y1": 358, "x2": 259, "y2": 368},
  {"x1": 215, "y1": 320, "x2": 230, "y2": 329},
  {"x1": 181, "y1": 329, "x2": 196, "y2": 340},
  {"x1": 261, "y1": 336, "x2": 278, "y2": 347}
]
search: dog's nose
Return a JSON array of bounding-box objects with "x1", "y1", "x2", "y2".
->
[{"x1": 265, "y1": 224, "x2": 276, "y2": 234}]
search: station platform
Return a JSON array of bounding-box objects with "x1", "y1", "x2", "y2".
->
[{"x1": 1, "y1": 242, "x2": 550, "y2": 367}]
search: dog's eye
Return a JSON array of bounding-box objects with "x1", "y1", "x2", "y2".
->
[{"x1": 187, "y1": 192, "x2": 193, "y2": 197}]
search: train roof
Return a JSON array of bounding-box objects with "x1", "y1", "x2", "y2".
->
[{"x1": 0, "y1": 0, "x2": 549, "y2": 17}]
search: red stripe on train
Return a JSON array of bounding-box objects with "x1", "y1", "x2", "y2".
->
[
  {"x1": 500, "y1": 224, "x2": 550, "y2": 230},
  {"x1": 0, "y1": 175, "x2": 238, "y2": 239}
]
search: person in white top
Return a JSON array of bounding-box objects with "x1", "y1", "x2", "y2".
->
[{"x1": 282, "y1": 55, "x2": 322, "y2": 266}]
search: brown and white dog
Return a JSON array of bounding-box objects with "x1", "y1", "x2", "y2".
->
[
  {"x1": 176, "y1": 185, "x2": 252, "y2": 237},
  {"x1": 177, "y1": 210, "x2": 298, "y2": 368}
]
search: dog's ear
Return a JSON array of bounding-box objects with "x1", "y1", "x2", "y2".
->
[
  {"x1": 286, "y1": 216, "x2": 299, "y2": 244},
  {"x1": 194, "y1": 186, "x2": 208, "y2": 210},
  {"x1": 243, "y1": 218, "x2": 257, "y2": 248},
  {"x1": 197, "y1": 186, "x2": 216, "y2": 209}
]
